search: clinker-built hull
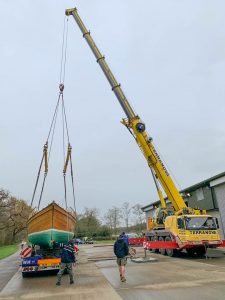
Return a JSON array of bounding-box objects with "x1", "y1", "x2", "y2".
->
[{"x1": 27, "y1": 202, "x2": 76, "y2": 247}]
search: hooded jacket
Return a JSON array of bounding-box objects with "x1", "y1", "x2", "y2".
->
[
  {"x1": 61, "y1": 243, "x2": 76, "y2": 263},
  {"x1": 114, "y1": 238, "x2": 129, "y2": 258}
]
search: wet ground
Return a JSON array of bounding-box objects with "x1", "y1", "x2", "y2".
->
[
  {"x1": 0, "y1": 251, "x2": 20, "y2": 292},
  {"x1": 96, "y1": 247, "x2": 225, "y2": 300},
  {"x1": 1, "y1": 245, "x2": 225, "y2": 299}
]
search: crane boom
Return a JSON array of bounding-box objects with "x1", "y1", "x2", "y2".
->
[{"x1": 66, "y1": 8, "x2": 188, "y2": 213}]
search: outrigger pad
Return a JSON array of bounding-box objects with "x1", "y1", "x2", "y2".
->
[
  {"x1": 131, "y1": 257, "x2": 158, "y2": 263},
  {"x1": 206, "y1": 248, "x2": 224, "y2": 258}
]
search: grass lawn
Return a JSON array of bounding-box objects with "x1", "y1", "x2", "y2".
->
[
  {"x1": 95, "y1": 240, "x2": 115, "y2": 244},
  {"x1": 0, "y1": 244, "x2": 18, "y2": 260}
]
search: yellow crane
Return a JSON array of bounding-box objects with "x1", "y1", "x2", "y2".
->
[{"x1": 66, "y1": 7, "x2": 222, "y2": 256}]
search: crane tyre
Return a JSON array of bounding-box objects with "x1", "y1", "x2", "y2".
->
[
  {"x1": 186, "y1": 248, "x2": 195, "y2": 257},
  {"x1": 151, "y1": 236, "x2": 159, "y2": 253},
  {"x1": 159, "y1": 237, "x2": 166, "y2": 255},
  {"x1": 195, "y1": 246, "x2": 206, "y2": 257},
  {"x1": 165, "y1": 237, "x2": 176, "y2": 257}
]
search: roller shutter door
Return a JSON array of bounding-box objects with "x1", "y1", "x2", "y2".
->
[{"x1": 214, "y1": 184, "x2": 225, "y2": 239}]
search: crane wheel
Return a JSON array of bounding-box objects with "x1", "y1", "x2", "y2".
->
[
  {"x1": 151, "y1": 237, "x2": 159, "y2": 253},
  {"x1": 165, "y1": 237, "x2": 176, "y2": 257},
  {"x1": 186, "y1": 248, "x2": 195, "y2": 257},
  {"x1": 159, "y1": 237, "x2": 166, "y2": 255},
  {"x1": 195, "y1": 246, "x2": 206, "y2": 257}
]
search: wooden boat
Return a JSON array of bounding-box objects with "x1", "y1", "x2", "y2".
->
[{"x1": 27, "y1": 202, "x2": 76, "y2": 247}]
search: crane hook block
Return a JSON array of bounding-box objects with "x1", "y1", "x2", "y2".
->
[{"x1": 59, "y1": 83, "x2": 64, "y2": 93}]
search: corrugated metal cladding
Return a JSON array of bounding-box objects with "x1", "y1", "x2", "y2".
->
[
  {"x1": 187, "y1": 186, "x2": 214, "y2": 210},
  {"x1": 213, "y1": 183, "x2": 225, "y2": 239},
  {"x1": 209, "y1": 210, "x2": 224, "y2": 239}
]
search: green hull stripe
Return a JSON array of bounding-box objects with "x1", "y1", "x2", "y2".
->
[{"x1": 28, "y1": 229, "x2": 74, "y2": 247}]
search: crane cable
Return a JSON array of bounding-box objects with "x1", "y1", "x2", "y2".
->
[
  {"x1": 124, "y1": 124, "x2": 166, "y2": 202},
  {"x1": 31, "y1": 16, "x2": 77, "y2": 214},
  {"x1": 30, "y1": 96, "x2": 61, "y2": 208},
  {"x1": 60, "y1": 16, "x2": 77, "y2": 215}
]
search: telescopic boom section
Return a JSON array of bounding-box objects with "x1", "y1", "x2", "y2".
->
[
  {"x1": 66, "y1": 8, "x2": 188, "y2": 213},
  {"x1": 66, "y1": 8, "x2": 135, "y2": 119}
]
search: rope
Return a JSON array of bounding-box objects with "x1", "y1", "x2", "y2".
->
[
  {"x1": 37, "y1": 173, "x2": 47, "y2": 210},
  {"x1": 59, "y1": 16, "x2": 66, "y2": 84},
  {"x1": 59, "y1": 17, "x2": 69, "y2": 84},
  {"x1": 63, "y1": 173, "x2": 70, "y2": 243},
  {"x1": 46, "y1": 94, "x2": 61, "y2": 142},
  {"x1": 63, "y1": 175, "x2": 68, "y2": 210},
  {"x1": 62, "y1": 18, "x2": 69, "y2": 84},
  {"x1": 48, "y1": 97, "x2": 60, "y2": 161},
  {"x1": 62, "y1": 94, "x2": 70, "y2": 143},
  {"x1": 62, "y1": 95, "x2": 66, "y2": 163},
  {"x1": 30, "y1": 152, "x2": 45, "y2": 207},
  {"x1": 31, "y1": 96, "x2": 60, "y2": 210},
  {"x1": 31, "y1": 16, "x2": 76, "y2": 215},
  {"x1": 70, "y1": 156, "x2": 77, "y2": 213}
]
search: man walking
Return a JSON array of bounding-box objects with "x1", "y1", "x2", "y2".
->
[
  {"x1": 114, "y1": 233, "x2": 129, "y2": 282},
  {"x1": 56, "y1": 241, "x2": 76, "y2": 286},
  {"x1": 120, "y1": 232, "x2": 129, "y2": 246}
]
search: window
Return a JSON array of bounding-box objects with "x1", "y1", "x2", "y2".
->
[
  {"x1": 177, "y1": 218, "x2": 184, "y2": 229},
  {"x1": 196, "y1": 188, "x2": 204, "y2": 201},
  {"x1": 185, "y1": 217, "x2": 217, "y2": 230}
]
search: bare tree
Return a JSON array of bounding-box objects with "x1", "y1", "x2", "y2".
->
[
  {"x1": 104, "y1": 210, "x2": 114, "y2": 232},
  {"x1": 104, "y1": 206, "x2": 121, "y2": 234},
  {"x1": 121, "y1": 202, "x2": 132, "y2": 229},
  {"x1": 132, "y1": 204, "x2": 145, "y2": 230},
  {"x1": 75, "y1": 207, "x2": 101, "y2": 237}
]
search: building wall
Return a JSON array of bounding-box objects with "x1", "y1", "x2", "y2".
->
[
  {"x1": 143, "y1": 176, "x2": 225, "y2": 240},
  {"x1": 208, "y1": 210, "x2": 224, "y2": 239},
  {"x1": 187, "y1": 186, "x2": 215, "y2": 210},
  {"x1": 212, "y1": 183, "x2": 225, "y2": 239}
]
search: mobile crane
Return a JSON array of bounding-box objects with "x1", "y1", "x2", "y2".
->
[{"x1": 66, "y1": 8, "x2": 223, "y2": 256}]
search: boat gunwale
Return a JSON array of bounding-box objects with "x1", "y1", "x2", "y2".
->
[{"x1": 27, "y1": 202, "x2": 76, "y2": 224}]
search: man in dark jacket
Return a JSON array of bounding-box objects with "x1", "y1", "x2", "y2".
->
[
  {"x1": 56, "y1": 241, "x2": 76, "y2": 286},
  {"x1": 114, "y1": 234, "x2": 129, "y2": 282},
  {"x1": 120, "y1": 231, "x2": 129, "y2": 246}
]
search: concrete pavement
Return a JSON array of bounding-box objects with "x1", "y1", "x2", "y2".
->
[
  {"x1": 1, "y1": 244, "x2": 225, "y2": 299},
  {"x1": 94, "y1": 246, "x2": 225, "y2": 300},
  {"x1": 0, "y1": 246, "x2": 121, "y2": 300},
  {"x1": 0, "y1": 251, "x2": 20, "y2": 292}
]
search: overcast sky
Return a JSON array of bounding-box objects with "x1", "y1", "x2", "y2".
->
[{"x1": 1, "y1": 0, "x2": 225, "y2": 217}]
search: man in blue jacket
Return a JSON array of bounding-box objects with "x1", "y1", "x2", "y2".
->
[
  {"x1": 120, "y1": 232, "x2": 129, "y2": 246},
  {"x1": 114, "y1": 234, "x2": 129, "y2": 282},
  {"x1": 56, "y1": 241, "x2": 76, "y2": 286}
]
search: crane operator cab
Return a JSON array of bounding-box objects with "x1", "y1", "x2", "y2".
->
[
  {"x1": 176, "y1": 215, "x2": 219, "y2": 231},
  {"x1": 152, "y1": 207, "x2": 174, "y2": 229},
  {"x1": 165, "y1": 215, "x2": 221, "y2": 246}
]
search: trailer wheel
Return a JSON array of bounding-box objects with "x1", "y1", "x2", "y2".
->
[
  {"x1": 165, "y1": 237, "x2": 176, "y2": 257},
  {"x1": 159, "y1": 237, "x2": 166, "y2": 255},
  {"x1": 22, "y1": 272, "x2": 28, "y2": 278}
]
